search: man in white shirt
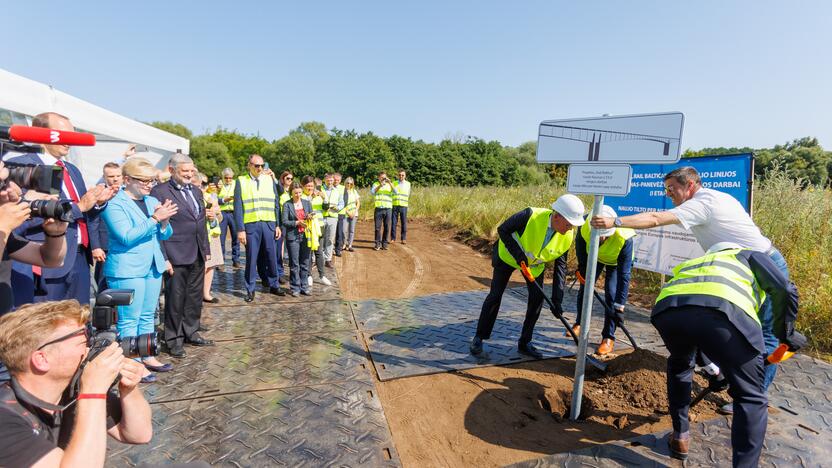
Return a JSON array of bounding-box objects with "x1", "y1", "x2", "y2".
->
[{"x1": 591, "y1": 166, "x2": 789, "y2": 413}]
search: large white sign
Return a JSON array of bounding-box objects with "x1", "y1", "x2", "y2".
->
[
  {"x1": 537, "y1": 112, "x2": 684, "y2": 164},
  {"x1": 566, "y1": 164, "x2": 632, "y2": 196}
]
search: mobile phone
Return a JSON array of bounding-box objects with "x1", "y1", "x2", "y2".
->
[{"x1": 264, "y1": 162, "x2": 270, "y2": 171}]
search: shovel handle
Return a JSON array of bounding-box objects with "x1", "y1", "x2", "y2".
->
[{"x1": 519, "y1": 262, "x2": 535, "y2": 283}]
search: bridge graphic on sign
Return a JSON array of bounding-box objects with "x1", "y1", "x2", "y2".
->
[{"x1": 538, "y1": 123, "x2": 679, "y2": 161}]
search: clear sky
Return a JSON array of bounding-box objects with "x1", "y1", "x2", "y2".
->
[{"x1": 5, "y1": 1, "x2": 831, "y2": 150}]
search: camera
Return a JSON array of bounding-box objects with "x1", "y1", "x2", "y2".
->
[
  {"x1": 1, "y1": 161, "x2": 63, "y2": 195},
  {"x1": 27, "y1": 199, "x2": 74, "y2": 222},
  {"x1": 88, "y1": 289, "x2": 158, "y2": 360}
]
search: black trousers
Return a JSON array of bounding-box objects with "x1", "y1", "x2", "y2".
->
[
  {"x1": 164, "y1": 256, "x2": 205, "y2": 349},
  {"x1": 335, "y1": 214, "x2": 345, "y2": 253},
  {"x1": 391, "y1": 206, "x2": 408, "y2": 241},
  {"x1": 374, "y1": 208, "x2": 392, "y2": 248},
  {"x1": 652, "y1": 306, "x2": 767, "y2": 468},
  {"x1": 475, "y1": 261, "x2": 545, "y2": 346}
]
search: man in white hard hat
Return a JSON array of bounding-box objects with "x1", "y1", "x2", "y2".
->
[
  {"x1": 471, "y1": 194, "x2": 585, "y2": 359},
  {"x1": 571, "y1": 205, "x2": 637, "y2": 355}
]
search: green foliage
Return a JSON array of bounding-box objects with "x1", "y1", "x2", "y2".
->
[
  {"x1": 148, "y1": 121, "x2": 193, "y2": 139},
  {"x1": 189, "y1": 135, "x2": 233, "y2": 177}
]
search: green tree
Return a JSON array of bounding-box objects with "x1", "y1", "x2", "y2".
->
[
  {"x1": 189, "y1": 135, "x2": 232, "y2": 177},
  {"x1": 148, "y1": 121, "x2": 193, "y2": 140}
]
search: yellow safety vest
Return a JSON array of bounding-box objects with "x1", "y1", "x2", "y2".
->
[
  {"x1": 302, "y1": 193, "x2": 323, "y2": 217},
  {"x1": 341, "y1": 188, "x2": 359, "y2": 216},
  {"x1": 306, "y1": 217, "x2": 322, "y2": 250},
  {"x1": 393, "y1": 180, "x2": 411, "y2": 207},
  {"x1": 579, "y1": 222, "x2": 636, "y2": 266},
  {"x1": 656, "y1": 249, "x2": 765, "y2": 325},
  {"x1": 373, "y1": 182, "x2": 393, "y2": 209},
  {"x1": 497, "y1": 208, "x2": 575, "y2": 278},
  {"x1": 323, "y1": 186, "x2": 343, "y2": 218},
  {"x1": 218, "y1": 181, "x2": 236, "y2": 211},
  {"x1": 279, "y1": 191, "x2": 290, "y2": 206},
  {"x1": 238, "y1": 175, "x2": 277, "y2": 224}
]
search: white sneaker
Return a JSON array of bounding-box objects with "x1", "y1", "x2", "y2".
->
[
  {"x1": 320, "y1": 276, "x2": 332, "y2": 286},
  {"x1": 307, "y1": 276, "x2": 313, "y2": 287}
]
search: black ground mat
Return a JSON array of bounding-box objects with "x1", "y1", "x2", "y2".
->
[
  {"x1": 108, "y1": 380, "x2": 400, "y2": 467},
  {"x1": 207, "y1": 263, "x2": 342, "y2": 306},
  {"x1": 200, "y1": 300, "x2": 356, "y2": 340},
  {"x1": 143, "y1": 332, "x2": 372, "y2": 403}
]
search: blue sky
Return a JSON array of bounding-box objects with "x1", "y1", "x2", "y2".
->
[{"x1": 5, "y1": 1, "x2": 831, "y2": 150}]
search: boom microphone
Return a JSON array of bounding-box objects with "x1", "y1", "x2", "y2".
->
[{"x1": 0, "y1": 125, "x2": 96, "y2": 146}]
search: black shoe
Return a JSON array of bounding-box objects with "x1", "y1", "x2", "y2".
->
[
  {"x1": 278, "y1": 276, "x2": 288, "y2": 285},
  {"x1": 187, "y1": 334, "x2": 215, "y2": 347},
  {"x1": 325, "y1": 260, "x2": 333, "y2": 268},
  {"x1": 518, "y1": 342, "x2": 543, "y2": 359},
  {"x1": 244, "y1": 291, "x2": 255, "y2": 302},
  {"x1": 168, "y1": 346, "x2": 186, "y2": 358},
  {"x1": 233, "y1": 262, "x2": 242, "y2": 268},
  {"x1": 382, "y1": 245, "x2": 389, "y2": 250},
  {"x1": 470, "y1": 336, "x2": 484, "y2": 356},
  {"x1": 373, "y1": 246, "x2": 381, "y2": 251},
  {"x1": 198, "y1": 324, "x2": 211, "y2": 332},
  {"x1": 203, "y1": 297, "x2": 219, "y2": 304},
  {"x1": 269, "y1": 287, "x2": 286, "y2": 296}
]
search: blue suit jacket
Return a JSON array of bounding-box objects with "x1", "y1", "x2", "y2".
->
[
  {"x1": 281, "y1": 199, "x2": 313, "y2": 242},
  {"x1": 10, "y1": 153, "x2": 102, "y2": 279},
  {"x1": 101, "y1": 189, "x2": 172, "y2": 279}
]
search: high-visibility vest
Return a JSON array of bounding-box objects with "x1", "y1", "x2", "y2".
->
[
  {"x1": 302, "y1": 193, "x2": 324, "y2": 217},
  {"x1": 580, "y1": 222, "x2": 636, "y2": 266},
  {"x1": 323, "y1": 186, "x2": 343, "y2": 218},
  {"x1": 279, "y1": 191, "x2": 290, "y2": 206},
  {"x1": 393, "y1": 180, "x2": 411, "y2": 207},
  {"x1": 218, "y1": 180, "x2": 236, "y2": 211},
  {"x1": 341, "y1": 188, "x2": 359, "y2": 216},
  {"x1": 237, "y1": 175, "x2": 277, "y2": 224},
  {"x1": 655, "y1": 249, "x2": 764, "y2": 325},
  {"x1": 373, "y1": 182, "x2": 393, "y2": 209},
  {"x1": 306, "y1": 217, "x2": 322, "y2": 250},
  {"x1": 497, "y1": 208, "x2": 575, "y2": 278},
  {"x1": 207, "y1": 219, "x2": 221, "y2": 237}
]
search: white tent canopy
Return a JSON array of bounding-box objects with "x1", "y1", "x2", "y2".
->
[{"x1": 0, "y1": 68, "x2": 189, "y2": 186}]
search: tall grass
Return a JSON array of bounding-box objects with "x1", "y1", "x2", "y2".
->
[{"x1": 359, "y1": 173, "x2": 832, "y2": 352}]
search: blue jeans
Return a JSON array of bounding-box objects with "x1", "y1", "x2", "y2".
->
[
  {"x1": 759, "y1": 247, "x2": 789, "y2": 391},
  {"x1": 108, "y1": 265, "x2": 163, "y2": 338},
  {"x1": 219, "y1": 211, "x2": 240, "y2": 263},
  {"x1": 286, "y1": 238, "x2": 311, "y2": 294},
  {"x1": 575, "y1": 263, "x2": 620, "y2": 340}
]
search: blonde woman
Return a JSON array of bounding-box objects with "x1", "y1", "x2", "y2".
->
[
  {"x1": 343, "y1": 177, "x2": 360, "y2": 252},
  {"x1": 197, "y1": 173, "x2": 224, "y2": 303}
]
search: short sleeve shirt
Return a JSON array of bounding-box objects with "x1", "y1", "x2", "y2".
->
[{"x1": 668, "y1": 187, "x2": 772, "y2": 252}]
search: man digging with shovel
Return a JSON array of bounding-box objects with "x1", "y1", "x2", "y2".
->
[{"x1": 470, "y1": 194, "x2": 585, "y2": 359}]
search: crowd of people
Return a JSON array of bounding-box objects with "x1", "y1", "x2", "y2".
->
[{"x1": 0, "y1": 111, "x2": 414, "y2": 466}]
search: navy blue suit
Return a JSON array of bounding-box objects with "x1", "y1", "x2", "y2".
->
[{"x1": 10, "y1": 153, "x2": 101, "y2": 305}]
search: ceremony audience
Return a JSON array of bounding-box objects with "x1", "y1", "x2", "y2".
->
[
  {"x1": 199, "y1": 173, "x2": 224, "y2": 303},
  {"x1": 282, "y1": 182, "x2": 312, "y2": 296}
]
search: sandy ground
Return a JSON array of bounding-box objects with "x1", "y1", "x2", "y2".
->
[{"x1": 336, "y1": 220, "x2": 724, "y2": 467}]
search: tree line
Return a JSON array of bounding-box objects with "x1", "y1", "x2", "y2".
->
[{"x1": 150, "y1": 121, "x2": 831, "y2": 188}]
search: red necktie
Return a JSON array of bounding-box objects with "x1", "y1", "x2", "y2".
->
[{"x1": 56, "y1": 160, "x2": 89, "y2": 248}]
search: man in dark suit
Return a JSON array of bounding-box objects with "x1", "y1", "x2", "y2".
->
[
  {"x1": 151, "y1": 153, "x2": 213, "y2": 358},
  {"x1": 90, "y1": 162, "x2": 122, "y2": 292},
  {"x1": 10, "y1": 112, "x2": 117, "y2": 306}
]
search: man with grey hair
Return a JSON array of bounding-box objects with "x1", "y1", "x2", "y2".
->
[
  {"x1": 217, "y1": 167, "x2": 241, "y2": 267},
  {"x1": 152, "y1": 153, "x2": 213, "y2": 358}
]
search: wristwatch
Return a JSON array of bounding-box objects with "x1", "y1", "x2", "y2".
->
[{"x1": 613, "y1": 217, "x2": 623, "y2": 227}]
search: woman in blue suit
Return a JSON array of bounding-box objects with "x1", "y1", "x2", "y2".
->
[
  {"x1": 102, "y1": 157, "x2": 179, "y2": 382},
  {"x1": 282, "y1": 182, "x2": 313, "y2": 297}
]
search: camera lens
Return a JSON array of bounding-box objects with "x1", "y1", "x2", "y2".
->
[
  {"x1": 29, "y1": 199, "x2": 74, "y2": 222},
  {"x1": 120, "y1": 333, "x2": 159, "y2": 358}
]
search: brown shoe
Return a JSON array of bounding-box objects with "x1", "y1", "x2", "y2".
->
[
  {"x1": 596, "y1": 338, "x2": 614, "y2": 355},
  {"x1": 668, "y1": 434, "x2": 689, "y2": 460},
  {"x1": 565, "y1": 324, "x2": 580, "y2": 338}
]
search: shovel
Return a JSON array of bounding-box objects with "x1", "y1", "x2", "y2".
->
[
  {"x1": 591, "y1": 289, "x2": 640, "y2": 350},
  {"x1": 518, "y1": 261, "x2": 608, "y2": 372}
]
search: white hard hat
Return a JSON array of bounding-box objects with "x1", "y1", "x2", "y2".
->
[
  {"x1": 551, "y1": 194, "x2": 586, "y2": 226},
  {"x1": 594, "y1": 205, "x2": 617, "y2": 237},
  {"x1": 706, "y1": 242, "x2": 743, "y2": 254}
]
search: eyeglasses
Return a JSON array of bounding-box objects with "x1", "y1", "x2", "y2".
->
[
  {"x1": 251, "y1": 164, "x2": 265, "y2": 169},
  {"x1": 130, "y1": 176, "x2": 155, "y2": 186},
  {"x1": 37, "y1": 324, "x2": 91, "y2": 350},
  {"x1": 285, "y1": 176, "x2": 293, "y2": 181}
]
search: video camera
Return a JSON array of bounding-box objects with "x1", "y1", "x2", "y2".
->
[
  {"x1": 87, "y1": 289, "x2": 159, "y2": 361},
  {"x1": 0, "y1": 124, "x2": 97, "y2": 220}
]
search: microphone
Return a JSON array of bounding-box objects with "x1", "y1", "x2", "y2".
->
[{"x1": 0, "y1": 125, "x2": 96, "y2": 146}]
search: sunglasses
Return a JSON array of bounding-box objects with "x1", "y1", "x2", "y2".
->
[
  {"x1": 37, "y1": 323, "x2": 92, "y2": 350},
  {"x1": 285, "y1": 176, "x2": 293, "y2": 180},
  {"x1": 251, "y1": 164, "x2": 265, "y2": 169}
]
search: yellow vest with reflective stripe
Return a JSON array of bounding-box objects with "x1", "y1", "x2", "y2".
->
[
  {"x1": 656, "y1": 249, "x2": 764, "y2": 325},
  {"x1": 279, "y1": 191, "x2": 290, "y2": 206},
  {"x1": 238, "y1": 175, "x2": 276, "y2": 224},
  {"x1": 393, "y1": 180, "x2": 411, "y2": 207},
  {"x1": 302, "y1": 193, "x2": 323, "y2": 217},
  {"x1": 580, "y1": 222, "x2": 636, "y2": 266},
  {"x1": 323, "y1": 186, "x2": 343, "y2": 218},
  {"x1": 497, "y1": 208, "x2": 575, "y2": 278},
  {"x1": 218, "y1": 181, "x2": 236, "y2": 211},
  {"x1": 372, "y1": 182, "x2": 393, "y2": 209},
  {"x1": 341, "y1": 188, "x2": 359, "y2": 216}
]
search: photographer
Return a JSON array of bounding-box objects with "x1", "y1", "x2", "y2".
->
[
  {"x1": 0, "y1": 300, "x2": 152, "y2": 467},
  {"x1": 370, "y1": 171, "x2": 396, "y2": 251},
  {"x1": 9, "y1": 112, "x2": 117, "y2": 306}
]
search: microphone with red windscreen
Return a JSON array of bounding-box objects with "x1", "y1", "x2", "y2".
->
[{"x1": 0, "y1": 125, "x2": 96, "y2": 146}]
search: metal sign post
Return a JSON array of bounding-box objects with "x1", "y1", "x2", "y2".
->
[
  {"x1": 569, "y1": 195, "x2": 604, "y2": 420},
  {"x1": 536, "y1": 112, "x2": 684, "y2": 421}
]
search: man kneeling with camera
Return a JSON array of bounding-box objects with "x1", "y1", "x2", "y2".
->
[{"x1": 0, "y1": 299, "x2": 152, "y2": 467}]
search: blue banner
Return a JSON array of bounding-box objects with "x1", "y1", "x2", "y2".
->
[{"x1": 604, "y1": 153, "x2": 754, "y2": 274}]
